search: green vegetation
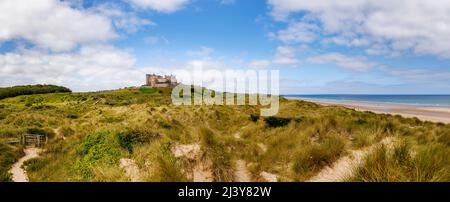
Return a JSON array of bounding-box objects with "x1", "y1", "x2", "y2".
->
[
  {"x1": 0, "y1": 84, "x2": 71, "y2": 100},
  {"x1": 139, "y1": 87, "x2": 157, "y2": 94},
  {"x1": 0, "y1": 142, "x2": 23, "y2": 181},
  {"x1": 200, "y1": 127, "x2": 233, "y2": 181},
  {"x1": 0, "y1": 85, "x2": 449, "y2": 182},
  {"x1": 75, "y1": 132, "x2": 125, "y2": 179},
  {"x1": 349, "y1": 141, "x2": 450, "y2": 182},
  {"x1": 293, "y1": 135, "x2": 346, "y2": 175}
]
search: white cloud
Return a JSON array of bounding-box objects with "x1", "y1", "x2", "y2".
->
[
  {"x1": 249, "y1": 60, "x2": 272, "y2": 69},
  {"x1": 0, "y1": 0, "x2": 116, "y2": 52},
  {"x1": 94, "y1": 3, "x2": 155, "y2": 33},
  {"x1": 272, "y1": 46, "x2": 298, "y2": 65},
  {"x1": 128, "y1": 0, "x2": 190, "y2": 13},
  {"x1": 186, "y1": 46, "x2": 214, "y2": 58},
  {"x1": 268, "y1": 0, "x2": 450, "y2": 57},
  {"x1": 306, "y1": 53, "x2": 377, "y2": 71},
  {"x1": 381, "y1": 66, "x2": 450, "y2": 82},
  {"x1": 248, "y1": 46, "x2": 298, "y2": 68},
  {"x1": 273, "y1": 21, "x2": 319, "y2": 44},
  {"x1": 0, "y1": 45, "x2": 161, "y2": 92},
  {"x1": 144, "y1": 36, "x2": 169, "y2": 45}
]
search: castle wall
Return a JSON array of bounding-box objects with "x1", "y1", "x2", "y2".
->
[{"x1": 145, "y1": 74, "x2": 178, "y2": 88}]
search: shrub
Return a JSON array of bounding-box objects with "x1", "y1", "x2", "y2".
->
[
  {"x1": 66, "y1": 114, "x2": 79, "y2": 119},
  {"x1": 354, "y1": 118, "x2": 368, "y2": 125},
  {"x1": 0, "y1": 84, "x2": 71, "y2": 100},
  {"x1": 139, "y1": 87, "x2": 157, "y2": 94},
  {"x1": 23, "y1": 158, "x2": 48, "y2": 172},
  {"x1": 75, "y1": 132, "x2": 123, "y2": 179},
  {"x1": 117, "y1": 128, "x2": 160, "y2": 153},
  {"x1": 264, "y1": 117, "x2": 291, "y2": 128},
  {"x1": 249, "y1": 114, "x2": 260, "y2": 122}
]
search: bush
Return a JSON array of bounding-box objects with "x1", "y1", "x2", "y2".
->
[
  {"x1": 249, "y1": 114, "x2": 260, "y2": 122},
  {"x1": 0, "y1": 84, "x2": 71, "y2": 100},
  {"x1": 75, "y1": 132, "x2": 124, "y2": 179},
  {"x1": 264, "y1": 117, "x2": 291, "y2": 128},
  {"x1": 66, "y1": 114, "x2": 79, "y2": 119},
  {"x1": 139, "y1": 87, "x2": 157, "y2": 94},
  {"x1": 23, "y1": 158, "x2": 48, "y2": 172},
  {"x1": 117, "y1": 128, "x2": 160, "y2": 153}
]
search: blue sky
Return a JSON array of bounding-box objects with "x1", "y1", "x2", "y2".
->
[{"x1": 1, "y1": 0, "x2": 450, "y2": 94}]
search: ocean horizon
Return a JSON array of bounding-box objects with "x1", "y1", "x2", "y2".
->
[{"x1": 284, "y1": 94, "x2": 450, "y2": 107}]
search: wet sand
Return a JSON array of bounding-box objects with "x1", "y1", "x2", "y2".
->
[{"x1": 288, "y1": 98, "x2": 450, "y2": 124}]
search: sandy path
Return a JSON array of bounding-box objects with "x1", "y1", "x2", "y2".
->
[
  {"x1": 193, "y1": 161, "x2": 213, "y2": 182},
  {"x1": 170, "y1": 143, "x2": 214, "y2": 182},
  {"x1": 119, "y1": 158, "x2": 141, "y2": 182},
  {"x1": 10, "y1": 147, "x2": 41, "y2": 182},
  {"x1": 260, "y1": 171, "x2": 278, "y2": 182},
  {"x1": 307, "y1": 150, "x2": 367, "y2": 182},
  {"x1": 308, "y1": 138, "x2": 393, "y2": 182},
  {"x1": 234, "y1": 160, "x2": 251, "y2": 182},
  {"x1": 171, "y1": 144, "x2": 200, "y2": 159}
]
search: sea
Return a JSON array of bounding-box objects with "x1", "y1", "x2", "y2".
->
[{"x1": 284, "y1": 95, "x2": 450, "y2": 107}]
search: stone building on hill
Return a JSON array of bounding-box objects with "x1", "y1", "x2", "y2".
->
[{"x1": 145, "y1": 74, "x2": 178, "y2": 88}]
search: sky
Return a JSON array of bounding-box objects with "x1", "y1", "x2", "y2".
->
[{"x1": 1, "y1": 0, "x2": 450, "y2": 94}]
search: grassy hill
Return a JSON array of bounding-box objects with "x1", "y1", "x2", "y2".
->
[{"x1": 0, "y1": 86, "x2": 449, "y2": 182}]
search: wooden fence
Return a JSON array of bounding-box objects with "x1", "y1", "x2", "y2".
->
[{"x1": 5, "y1": 134, "x2": 48, "y2": 147}]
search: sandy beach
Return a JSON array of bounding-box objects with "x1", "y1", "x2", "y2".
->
[{"x1": 288, "y1": 98, "x2": 450, "y2": 124}]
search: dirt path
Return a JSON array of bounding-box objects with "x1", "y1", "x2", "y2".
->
[
  {"x1": 193, "y1": 161, "x2": 214, "y2": 182},
  {"x1": 171, "y1": 144, "x2": 200, "y2": 159},
  {"x1": 119, "y1": 158, "x2": 141, "y2": 182},
  {"x1": 234, "y1": 160, "x2": 251, "y2": 182},
  {"x1": 260, "y1": 171, "x2": 278, "y2": 182},
  {"x1": 10, "y1": 147, "x2": 41, "y2": 182},
  {"x1": 308, "y1": 138, "x2": 394, "y2": 182},
  {"x1": 170, "y1": 143, "x2": 213, "y2": 182}
]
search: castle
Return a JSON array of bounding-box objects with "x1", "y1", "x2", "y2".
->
[{"x1": 145, "y1": 74, "x2": 178, "y2": 88}]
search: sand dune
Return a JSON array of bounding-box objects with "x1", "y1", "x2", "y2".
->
[{"x1": 289, "y1": 98, "x2": 450, "y2": 124}]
